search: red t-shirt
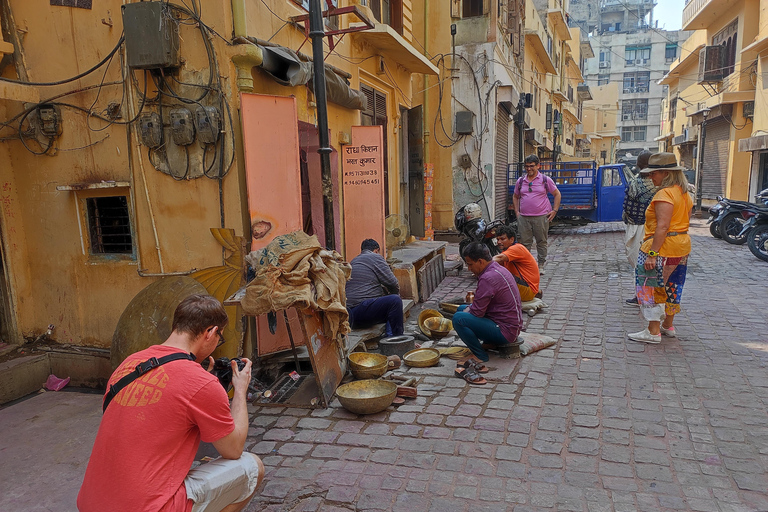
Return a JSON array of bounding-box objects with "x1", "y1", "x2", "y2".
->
[
  {"x1": 501, "y1": 244, "x2": 540, "y2": 294},
  {"x1": 77, "y1": 345, "x2": 235, "y2": 512}
]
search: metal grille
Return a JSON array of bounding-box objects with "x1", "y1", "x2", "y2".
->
[
  {"x1": 417, "y1": 254, "x2": 445, "y2": 302},
  {"x1": 702, "y1": 119, "x2": 730, "y2": 200},
  {"x1": 86, "y1": 196, "x2": 133, "y2": 254},
  {"x1": 495, "y1": 104, "x2": 510, "y2": 221}
]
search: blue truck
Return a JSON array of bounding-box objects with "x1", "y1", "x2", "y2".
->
[{"x1": 508, "y1": 161, "x2": 633, "y2": 223}]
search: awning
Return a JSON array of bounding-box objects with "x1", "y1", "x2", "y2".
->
[
  {"x1": 654, "y1": 132, "x2": 674, "y2": 142},
  {"x1": 739, "y1": 134, "x2": 768, "y2": 152},
  {"x1": 353, "y1": 24, "x2": 438, "y2": 76},
  {"x1": 562, "y1": 106, "x2": 581, "y2": 125},
  {"x1": 547, "y1": 10, "x2": 571, "y2": 41}
]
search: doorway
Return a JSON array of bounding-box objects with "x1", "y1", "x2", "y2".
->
[{"x1": 407, "y1": 105, "x2": 424, "y2": 237}]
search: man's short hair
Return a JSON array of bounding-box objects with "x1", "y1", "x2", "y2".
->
[
  {"x1": 172, "y1": 294, "x2": 228, "y2": 338},
  {"x1": 637, "y1": 151, "x2": 653, "y2": 170},
  {"x1": 524, "y1": 154, "x2": 540, "y2": 165},
  {"x1": 463, "y1": 242, "x2": 492, "y2": 262},
  {"x1": 361, "y1": 239, "x2": 380, "y2": 252},
  {"x1": 496, "y1": 224, "x2": 517, "y2": 240}
]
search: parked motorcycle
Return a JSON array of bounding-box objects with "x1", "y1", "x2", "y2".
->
[
  {"x1": 711, "y1": 188, "x2": 768, "y2": 244},
  {"x1": 737, "y1": 204, "x2": 768, "y2": 262},
  {"x1": 455, "y1": 203, "x2": 504, "y2": 257}
]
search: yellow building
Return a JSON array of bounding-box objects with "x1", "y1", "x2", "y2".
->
[
  {"x1": 580, "y1": 83, "x2": 621, "y2": 163},
  {"x1": 661, "y1": 0, "x2": 757, "y2": 204},
  {"x1": 0, "y1": 0, "x2": 435, "y2": 367},
  {"x1": 738, "y1": 0, "x2": 768, "y2": 197}
]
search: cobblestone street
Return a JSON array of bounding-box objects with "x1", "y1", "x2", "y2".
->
[{"x1": 245, "y1": 219, "x2": 768, "y2": 512}]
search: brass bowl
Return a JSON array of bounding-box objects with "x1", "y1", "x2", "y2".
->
[
  {"x1": 424, "y1": 317, "x2": 453, "y2": 340},
  {"x1": 350, "y1": 362, "x2": 388, "y2": 380},
  {"x1": 348, "y1": 352, "x2": 388, "y2": 371},
  {"x1": 403, "y1": 347, "x2": 440, "y2": 367},
  {"x1": 336, "y1": 379, "x2": 397, "y2": 415},
  {"x1": 418, "y1": 309, "x2": 444, "y2": 337},
  {"x1": 438, "y1": 301, "x2": 462, "y2": 314}
]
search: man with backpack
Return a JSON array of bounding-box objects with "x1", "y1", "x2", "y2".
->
[{"x1": 512, "y1": 154, "x2": 561, "y2": 274}]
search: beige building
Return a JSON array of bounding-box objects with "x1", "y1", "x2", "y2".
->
[
  {"x1": 578, "y1": 83, "x2": 621, "y2": 163},
  {"x1": 660, "y1": 0, "x2": 757, "y2": 204}
]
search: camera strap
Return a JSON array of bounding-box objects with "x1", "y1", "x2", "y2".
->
[{"x1": 102, "y1": 352, "x2": 196, "y2": 413}]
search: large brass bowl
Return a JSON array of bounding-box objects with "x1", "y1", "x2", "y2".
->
[
  {"x1": 418, "y1": 309, "x2": 444, "y2": 337},
  {"x1": 336, "y1": 379, "x2": 397, "y2": 415},
  {"x1": 424, "y1": 317, "x2": 453, "y2": 340},
  {"x1": 403, "y1": 347, "x2": 441, "y2": 367},
  {"x1": 348, "y1": 352, "x2": 388, "y2": 371}
]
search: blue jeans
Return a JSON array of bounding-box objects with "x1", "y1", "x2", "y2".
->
[
  {"x1": 348, "y1": 295, "x2": 404, "y2": 337},
  {"x1": 453, "y1": 305, "x2": 509, "y2": 362}
]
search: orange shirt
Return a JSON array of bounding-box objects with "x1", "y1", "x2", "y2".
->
[
  {"x1": 641, "y1": 185, "x2": 693, "y2": 257},
  {"x1": 501, "y1": 244, "x2": 540, "y2": 294}
]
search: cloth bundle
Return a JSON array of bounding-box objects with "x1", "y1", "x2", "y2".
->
[{"x1": 243, "y1": 231, "x2": 352, "y2": 343}]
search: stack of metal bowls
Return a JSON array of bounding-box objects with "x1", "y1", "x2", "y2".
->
[{"x1": 348, "y1": 352, "x2": 388, "y2": 380}]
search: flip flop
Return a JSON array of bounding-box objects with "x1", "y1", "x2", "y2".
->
[
  {"x1": 456, "y1": 360, "x2": 489, "y2": 374},
  {"x1": 454, "y1": 366, "x2": 487, "y2": 385}
]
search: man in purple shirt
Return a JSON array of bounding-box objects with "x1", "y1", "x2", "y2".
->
[
  {"x1": 453, "y1": 242, "x2": 523, "y2": 385},
  {"x1": 512, "y1": 154, "x2": 561, "y2": 273}
]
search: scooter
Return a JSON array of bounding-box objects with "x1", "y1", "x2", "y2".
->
[
  {"x1": 737, "y1": 203, "x2": 768, "y2": 262},
  {"x1": 455, "y1": 203, "x2": 505, "y2": 257},
  {"x1": 711, "y1": 188, "x2": 768, "y2": 244}
]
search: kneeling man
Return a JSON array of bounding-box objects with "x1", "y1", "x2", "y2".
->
[
  {"x1": 345, "y1": 239, "x2": 404, "y2": 337},
  {"x1": 493, "y1": 224, "x2": 541, "y2": 301},
  {"x1": 453, "y1": 242, "x2": 523, "y2": 385}
]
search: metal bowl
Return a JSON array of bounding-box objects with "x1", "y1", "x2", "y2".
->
[
  {"x1": 350, "y1": 362, "x2": 388, "y2": 380},
  {"x1": 424, "y1": 317, "x2": 453, "y2": 340},
  {"x1": 348, "y1": 352, "x2": 388, "y2": 371},
  {"x1": 336, "y1": 379, "x2": 397, "y2": 415},
  {"x1": 403, "y1": 347, "x2": 440, "y2": 367},
  {"x1": 418, "y1": 309, "x2": 444, "y2": 337}
]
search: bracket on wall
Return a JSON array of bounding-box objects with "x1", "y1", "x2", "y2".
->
[{"x1": 290, "y1": 3, "x2": 374, "y2": 55}]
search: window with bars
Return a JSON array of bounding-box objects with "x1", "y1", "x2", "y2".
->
[
  {"x1": 621, "y1": 126, "x2": 646, "y2": 142},
  {"x1": 86, "y1": 196, "x2": 133, "y2": 254},
  {"x1": 624, "y1": 46, "x2": 651, "y2": 65},
  {"x1": 463, "y1": 0, "x2": 484, "y2": 17},
  {"x1": 622, "y1": 99, "x2": 648, "y2": 120},
  {"x1": 623, "y1": 71, "x2": 650, "y2": 93}
]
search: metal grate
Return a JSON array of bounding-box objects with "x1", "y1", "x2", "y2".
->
[
  {"x1": 256, "y1": 373, "x2": 310, "y2": 405},
  {"x1": 86, "y1": 196, "x2": 133, "y2": 254}
]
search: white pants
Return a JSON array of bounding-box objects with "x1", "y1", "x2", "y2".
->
[
  {"x1": 624, "y1": 223, "x2": 645, "y2": 268},
  {"x1": 184, "y1": 453, "x2": 261, "y2": 512}
]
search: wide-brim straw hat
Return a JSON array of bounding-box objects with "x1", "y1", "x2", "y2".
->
[{"x1": 640, "y1": 152, "x2": 684, "y2": 174}]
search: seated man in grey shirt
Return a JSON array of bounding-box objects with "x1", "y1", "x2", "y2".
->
[{"x1": 345, "y1": 239, "x2": 404, "y2": 336}]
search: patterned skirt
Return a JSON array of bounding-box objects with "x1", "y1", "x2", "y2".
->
[{"x1": 635, "y1": 252, "x2": 689, "y2": 317}]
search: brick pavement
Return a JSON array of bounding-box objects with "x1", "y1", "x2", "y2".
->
[{"x1": 245, "y1": 219, "x2": 768, "y2": 512}]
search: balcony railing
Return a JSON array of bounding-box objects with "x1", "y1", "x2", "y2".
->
[{"x1": 682, "y1": 0, "x2": 709, "y2": 29}]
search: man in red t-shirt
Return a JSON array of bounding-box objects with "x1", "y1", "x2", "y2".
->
[
  {"x1": 493, "y1": 225, "x2": 541, "y2": 302},
  {"x1": 78, "y1": 294, "x2": 264, "y2": 512}
]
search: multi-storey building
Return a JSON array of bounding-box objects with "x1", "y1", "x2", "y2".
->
[
  {"x1": 575, "y1": 0, "x2": 687, "y2": 162},
  {"x1": 414, "y1": 0, "x2": 527, "y2": 225},
  {"x1": 660, "y1": 0, "x2": 756, "y2": 204},
  {"x1": 578, "y1": 83, "x2": 622, "y2": 163}
]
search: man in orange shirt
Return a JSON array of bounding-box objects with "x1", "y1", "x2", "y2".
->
[{"x1": 493, "y1": 225, "x2": 541, "y2": 302}]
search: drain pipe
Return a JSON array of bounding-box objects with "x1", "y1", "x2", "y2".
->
[
  {"x1": 231, "y1": 0, "x2": 247, "y2": 38},
  {"x1": 423, "y1": 0, "x2": 430, "y2": 210}
]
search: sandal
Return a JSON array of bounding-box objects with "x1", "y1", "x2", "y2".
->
[
  {"x1": 457, "y1": 360, "x2": 489, "y2": 374},
  {"x1": 454, "y1": 366, "x2": 487, "y2": 385}
]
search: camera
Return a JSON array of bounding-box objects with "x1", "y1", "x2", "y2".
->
[{"x1": 206, "y1": 357, "x2": 246, "y2": 390}]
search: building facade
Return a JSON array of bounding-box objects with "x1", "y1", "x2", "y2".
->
[{"x1": 576, "y1": 0, "x2": 687, "y2": 163}]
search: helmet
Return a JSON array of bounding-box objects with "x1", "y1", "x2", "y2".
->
[{"x1": 454, "y1": 203, "x2": 483, "y2": 232}]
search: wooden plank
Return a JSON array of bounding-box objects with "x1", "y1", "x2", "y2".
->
[{"x1": 299, "y1": 309, "x2": 344, "y2": 408}]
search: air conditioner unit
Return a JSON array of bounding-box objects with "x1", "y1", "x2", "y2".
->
[
  {"x1": 635, "y1": 59, "x2": 643, "y2": 65},
  {"x1": 622, "y1": 113, "x2": 632, "y2": 120},
  {"x1": 698, "y1": 45, "x2": 725, "y2": 83},
  {"x1": 599, "y1": 62, "x2": 609, "y2": 68}
]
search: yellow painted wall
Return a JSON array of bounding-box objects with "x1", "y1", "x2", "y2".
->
[{"x1": 0, "y1": 0, "x2": 420, "y2": 347}]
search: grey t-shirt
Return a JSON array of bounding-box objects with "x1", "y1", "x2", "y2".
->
[{"x1": 345, "y1": 250, "x2": 400, "y2": 308}]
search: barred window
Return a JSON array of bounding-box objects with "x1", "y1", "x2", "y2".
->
[{"x1": 86, "y1": 196, "x2": 133, "y2": 254}]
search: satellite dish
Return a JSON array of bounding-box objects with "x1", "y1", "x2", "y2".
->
[{"x1": 385, "y1": 214, "x2": 409, "y2": 264}]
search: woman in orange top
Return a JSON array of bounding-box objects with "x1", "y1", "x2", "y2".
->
[{"x1": 628, "y1": 153, "x2": 693, "y2": 345}]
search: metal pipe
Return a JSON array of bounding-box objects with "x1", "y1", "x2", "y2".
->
[
  {"x1": 309, "y1": 0, "x2": 336, "y2": 251},
  {"x1": 231, "y1": 0, "x2": 247, "y2": 38}
]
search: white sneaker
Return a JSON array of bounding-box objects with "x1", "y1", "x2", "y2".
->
[
  {"x1": 660, "y1": 325, "x2": 677, "y2": 337},
  {"x1": 539, "y1": 268, "x2": 546, "y2": 275},
  {"x1": 628, "y1": 329, "x2": 661, "y2": 344}
]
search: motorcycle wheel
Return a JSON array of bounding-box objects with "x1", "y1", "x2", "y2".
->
[
  {"x1": 458, "y1": 239, "x2": 470, "y2": 258},
  {"x1": 720, "y1": 212, "x2": 748, "y2": 245},
  {"x1": 747, "y1": 224, "x2": 768, "y2": 262},
  {"x1": 709, "y1": 220, "x2": 722, "y2": 239}
]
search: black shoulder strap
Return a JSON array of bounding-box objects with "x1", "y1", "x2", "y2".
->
[{"x1": 102, "y1": 352, "x2": 196, "y2": 413}]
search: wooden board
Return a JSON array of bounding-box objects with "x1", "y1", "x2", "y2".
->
[{"x1": 298, "y1": 309, "x2": 344, "y2": 408}]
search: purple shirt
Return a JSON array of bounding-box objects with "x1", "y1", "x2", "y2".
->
[
  {"x1": 514, "y1": 172, "x2": 557, "y2": 216},
  {"x1": 468, "y1": 261, "x2": 523, "y2": 343}
]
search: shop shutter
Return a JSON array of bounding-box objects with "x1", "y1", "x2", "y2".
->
[
  {"x1": 702, "y1": 118, "x2": 730, "y2": 200},
  {"x1": 495, "y1": 104, "x2": 510, "y2": 221}
]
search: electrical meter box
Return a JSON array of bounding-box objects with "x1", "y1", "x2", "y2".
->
[
  {"x1": 170, "y1": 108, "x2": 195, "y2": 145},
  {"x1": 138, "y1": 112, "x2": 163, "y2": 148},
  {"x1": 122, "y1": 2, "x2": 180, "y2": 70},
  {"x1": 195, "y1": 106, "x2": 221, "y2": 144},
  {"x1": 455, "y1": 111, "x2": 474, "y2": 135}
]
